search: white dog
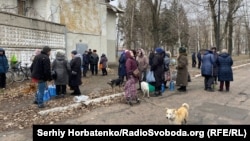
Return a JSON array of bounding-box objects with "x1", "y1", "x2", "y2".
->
[
  {"x1": 140, "y1": 81, "x2": 155, "y2": 98},
  {"x1": 165, "y1": 103, "x2": 189, "y2": 125}
]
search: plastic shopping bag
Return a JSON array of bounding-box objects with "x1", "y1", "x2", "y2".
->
[
  {"x1": 48, "y1": 84, "x2": 56, "y2": 97},
  {"x1": 146, "y1": 71, "x2": 155, "y2": 82},
  {"x1": 43, "y1": 90, "x2": 50, "y2": 102}
]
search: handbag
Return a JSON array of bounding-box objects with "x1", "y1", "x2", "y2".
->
[
  {"x1": 132, "y1": 68, "x2": 140, "y2": 77},
  {"x1": 146, "y1": 71, "x2": 155, "y2": 82},
  {"x1": 99, "y1": 63, "x2": 103, "y2": 70},
  {"x1": 51, "y1": 70, "x2": 57, "y2": 80}
]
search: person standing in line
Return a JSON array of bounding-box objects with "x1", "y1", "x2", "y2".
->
[
  {"x1": 151, "y1": 47, "x2": 165, "y2": 96},
  {"x1": 30, "y1": 49, "x2": 41, "y2": 62},
  {"x1": 191, "y1": 52, "x2": 196, "y2": 68},
  {"x1": 82, "y1": 50, "x2": 89, "y2": 77},
  {"x1": 197, "y1": 50, "x2": 202, "y2": 69},
  {"x1": 176, "y1": 47, "x2": 189, "y2": 92},
  {"x1": 31, "y1": 46, "x2": 52, "y2": 108},
  {"x1": 211, "y1": 47, "x2": 219, "y2": 85},
  {"x1": 124, "y1": 50, "x2": 140, "y2": 104},
  {"x1": 163, "y1": 51, "x2": 171, "y2": 88},
  {"x1": 0, "y1": 48, "x2": 9, "y2": 89},
  {"x1": 118, "y1": 49, "x2": 127, "y2": 82},
  {"x1": 89, "y1": 49, "x2": 99, "y2": 75},
  {"x1": 87, "y1": 49, "x2": 92, "y2": 71},
  {"x1": 51, "y1": 49, "x2": 71, "y2": 98},
  {"x1": 69, "y1": 50, "x2": 82, "y2": 95},
  {"x1": 100, "y1": 53, "x2": 108, "y2": 76},
  {"x1": 201, "y1": 49, "x2": 215, "y2": 92},
  {"x1": 136, "y1": 48, "x2": 148, "y2": 90},
  {"x1": 217, "y1": 49, "x2": 233, "y2": 92},
  {"x1": 148, "y1": 49, "x2": 155, "y2": 67}
]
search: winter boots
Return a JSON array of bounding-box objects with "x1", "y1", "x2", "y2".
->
[{"x1": 177, "y1": 86, "x2": 186, "y2": 92}]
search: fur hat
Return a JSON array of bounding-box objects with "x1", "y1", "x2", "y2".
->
[
  {"x1": 71, "y1": 50, "x2": 77, "y2": 55},
  {"x1": 56, "y1": 49, "x2": 65, "y2": 56},
  {"x1": 179, "y1": 47, "x2": 186, "y2": 53},
  {"x1": 221, "y1": 49, "x2": 228, "y2": 53},
  {"x1": 155, "y1": 47, "x2": 164, "y2": 54},
  {"x1": 42, "y1": 46, "x2": 51, "y2": 54}
]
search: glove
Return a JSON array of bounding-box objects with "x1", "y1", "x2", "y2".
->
[{"x1": 72, "y1": 71, "x2": 77, "y2": 75}]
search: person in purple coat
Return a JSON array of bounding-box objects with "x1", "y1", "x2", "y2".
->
[{"x1": 217, "y1": 49, "x2": 233, "y2": 92}]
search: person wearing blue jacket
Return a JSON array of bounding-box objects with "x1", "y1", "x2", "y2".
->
[
  {"x1": 217, "y1": 49, "x2": 233, "y2": 92},
  {"x1": 0, "y1": 48, "x2": 9, "y2": 89},
  {"x1": 201, "y1": 49, "x2": 215, "y2": 92}
]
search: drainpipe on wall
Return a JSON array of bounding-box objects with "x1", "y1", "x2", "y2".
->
[{"x1": 64, "y1": 26, "x2": 68, "y2": 60}]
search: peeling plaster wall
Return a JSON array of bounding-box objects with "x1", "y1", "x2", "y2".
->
[
  {"x1": 60, "y1": 0, "x2": 101, "y2": 35},
  {"x1": 0, "y1": 0, "x2": 118, "y2": 63}
]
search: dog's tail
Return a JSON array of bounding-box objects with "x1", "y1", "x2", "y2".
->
[{"x1": 182, "y1": 103, "x2": 189, "y2": 110}]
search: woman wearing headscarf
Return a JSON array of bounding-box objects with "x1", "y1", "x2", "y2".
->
[
  {"x1": 124, "y1": 50, "x2": 140, "y2": 105},
  {"x1": 136, "y1": 48, "x2": 148, "y2": 90},
  {"x1": 176, "y1": 47, "x2": 189, "y2": 92}
]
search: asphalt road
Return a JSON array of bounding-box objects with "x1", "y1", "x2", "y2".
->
[{"x1": 0, "y1": 63, "x2": 250, "y2": 141}]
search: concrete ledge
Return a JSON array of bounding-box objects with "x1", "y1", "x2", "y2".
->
[{"x1": 38, "y1": 92, "x2": 124, "y2": 116}]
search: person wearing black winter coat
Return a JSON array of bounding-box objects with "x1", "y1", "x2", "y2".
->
[
  {"x1": 191, "y1": 52, "x2": 196, "y2": 68},
  {"x1": 31, "y1": 46, "x2": 52, "y2": 108},
  {"x1": 151, "y1": 47, "x2": 165, "y2": 96},
  {"x1": 69, "y1": 50, "x2": 82, "y2": 95}
]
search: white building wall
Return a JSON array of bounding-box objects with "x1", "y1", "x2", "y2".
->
[{"x1": 0, "y1": 0, "x2": 17, "y2": 14}]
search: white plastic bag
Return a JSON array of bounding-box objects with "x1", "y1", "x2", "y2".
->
[
  {"x1": 73, "y1": 95, "x2": 89, "y2": 103},
  {"x1": 146, "y1": 71, "x2": 155, "y2": 82}
]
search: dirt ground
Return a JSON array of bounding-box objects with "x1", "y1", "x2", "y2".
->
[{"x1": 0, "y1": 54, "x2": 249, "y2": 132}]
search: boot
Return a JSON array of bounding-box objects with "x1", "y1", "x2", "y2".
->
[
  {"x1": 218, "y1": 81, "x2": 224, "y2": 91},
  {"x1": 178, "y1": 86, "x2": 186, "y2": 92},
  {"x1": 154, "y1": 91, "x2": 162, "y2": 97},
  {"x1": 225, "y1": 81, "x2": 230, "y2": 92}
]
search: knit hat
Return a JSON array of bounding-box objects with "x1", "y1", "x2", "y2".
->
[
  {"x1": 42, "y1": 46, "x2": 51, "y2": 53},
  {"x1": 71, "y1": 50, "x2": 77, "y2": 55},
  {"x1": 179, "y1": 47, "x2": 186, "y2": 53},
  {"x1": 155, "y1": 47, "x2": 164, "y2": 54}
]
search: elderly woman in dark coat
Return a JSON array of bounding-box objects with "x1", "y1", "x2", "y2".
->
[
  {"x1": 51, "y1": 50, "x2": 71, "y2": 98},
  {"x1": 151, "y1": 47, "x2": 165, "y2": 96},
  {"x1": 217, "y1": 49, "x2": 233, "y2": 92},
  {"x1": 176, "y1": 47, "x2": 189, "y2": 92},
  {"x1": 69, "y1": 50, "x2": 82, "y2": 95}
]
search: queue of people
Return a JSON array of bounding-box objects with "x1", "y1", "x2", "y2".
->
[{"x1": 1, "y1": 44, "x2": 234, "y2": 108}]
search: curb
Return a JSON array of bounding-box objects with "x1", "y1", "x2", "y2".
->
[{"x1": 194, "y1": 63, "x2": 250, "y2": 78}]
